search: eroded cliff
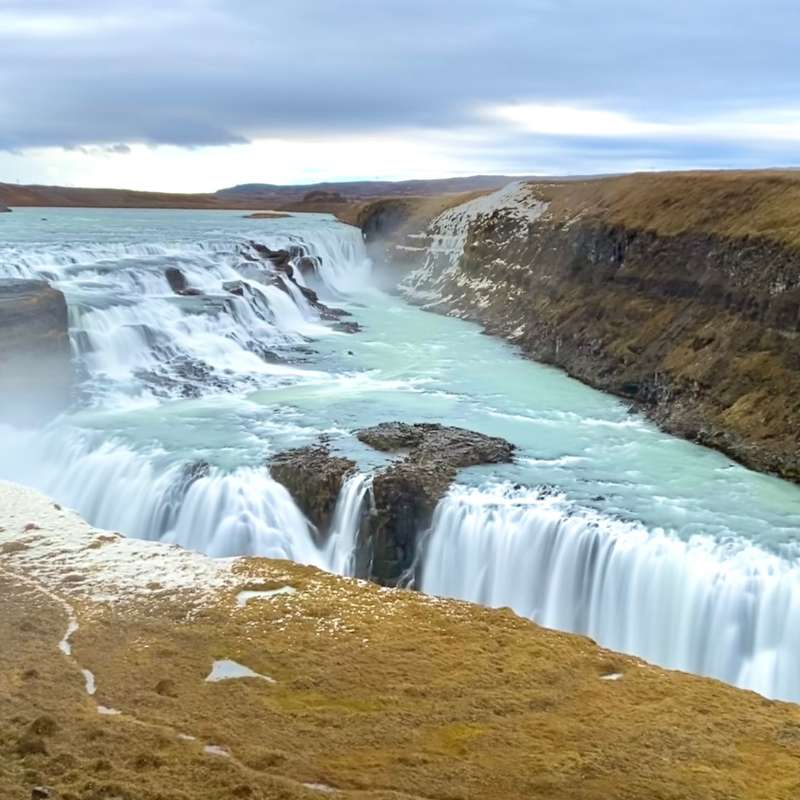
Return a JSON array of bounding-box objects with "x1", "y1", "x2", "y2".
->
[
  {"x1": 0, "y1": 279, "x2": 73, "y2": 425},
  {"x1": 362, "y1": 171, "x2": 800, "y2": 481}
]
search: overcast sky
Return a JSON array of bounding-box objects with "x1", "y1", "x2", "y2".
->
[{"x1": 1, "y1": 0, "x2": 798, "y2": 191}]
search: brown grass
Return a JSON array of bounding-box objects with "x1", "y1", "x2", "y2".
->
[
  {"x1": 4, "y1": 540, "x2": 800, "y2": 800},
  {"x1": 526, "y1": 170, "x2": 800, "y2": 248}
]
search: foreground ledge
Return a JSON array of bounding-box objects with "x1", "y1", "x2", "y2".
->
[{"x1": 1, "y1": 480, "x2": 799, "y2": 800}]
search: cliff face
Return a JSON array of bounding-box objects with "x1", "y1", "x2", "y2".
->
[
  {"x1": 0, "y1": 279, "x2": 73, "y2": 425},
  {"x1": 362, "y1": 171, "x2": 800, "y2": 480}
]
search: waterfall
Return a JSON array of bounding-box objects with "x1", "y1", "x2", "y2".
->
[
  {"x1": 0, "y1": 423, "x2": 372, "y2": 572},
  {"x1": 0, "y1": 221, "x2": 371, "y2": 406},
  {"x1": 421, "y1": 483, "x2": 800, "y2": 703},
  {"x1": 316, "y1": 474, "x2": 373, "y2": 577},
  {"x1": 0, "y1": 217, "x2": 374, "y2": 574}
]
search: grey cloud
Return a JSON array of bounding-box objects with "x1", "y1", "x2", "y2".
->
[{"x1": 0, "y1": 0, "x2": 798, "y2": 170}]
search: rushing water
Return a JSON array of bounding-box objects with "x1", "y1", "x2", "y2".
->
[{"x1": 3, "y1": 207, "x2": 800, "y2": 702}]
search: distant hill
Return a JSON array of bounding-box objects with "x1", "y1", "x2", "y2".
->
[
  {"x1": 216, "y1": 175, "x2": 534, "y2": 202},
  {"x1": 0, "y1": 182, "x2": 263, "y2": 210},
  {"x1": 0, "y1": 175, "x2": 533, "y2": 213}
]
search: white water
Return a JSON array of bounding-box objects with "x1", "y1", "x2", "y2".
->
[
  {"x1": 4, "y1": 206, "x2": 800, "y2": 704},
  {"x1": 422, "y1": 484, "x2": 800, "y2": 701}
]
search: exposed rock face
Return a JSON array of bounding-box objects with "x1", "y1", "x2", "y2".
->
[
  {"x1": 268, "y1": 424, "x2": 514, "y2": 585},
  {"x1": 269, "y1": 445, "x2": 356, "y2": 537},
  {"x1": 356, "y1": 423, "x2": 514, "y2": 584},
  {"x1": 364, "y1": 173, "x2": 800, "y2": 482},
  {"x1": 0, "y1": 280, "x2": 73, "y2": 426}
]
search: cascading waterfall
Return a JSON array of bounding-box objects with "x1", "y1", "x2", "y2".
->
[
  {"x1": 0, "y1": 217, "x2": 374, "y2": 574},
  {"x1": 0, "y1": 222, "x2": 369, "y2": 406},
  {"x1": 0, "y1": 422, "x2": 372, "y2": 571},
  {"x1": 315, "y1": 474, "x2": 373, "y2": 577},
  {"x1": 6, "y1": 207, "x2": 800, "y2": 709},
  {"x1": 421, "y1": 483, "x2": 800, "y2": 702}
]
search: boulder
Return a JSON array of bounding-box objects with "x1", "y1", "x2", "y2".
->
[
  {"x1": 0, "y1": 279, "x2": 73, "y2": 426},
  {"x1": 164, "y1": 267, "x2": 202, "y2": 296},
  {"x1": 269, "y1": 445, "x2": 357, "y2": 538},
  {"x1": 332, "y1": 321, "x2": 360, "y2": 334},
  {"x1": 222, "y1": 280, "x2": 245, "y2": 297}
]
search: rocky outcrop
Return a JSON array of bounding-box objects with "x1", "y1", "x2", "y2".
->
[
  {"x1": 0, "y1": 280, "x2": 73, "y2": 426},
  {"x1": 165, "y1": 266, "x2": 203, "y2": 296},
  {"x1": 243, "y1": 243, "x2": 352, "y2": 321},
  {"x1": 356, "y1": 423, "x2": 514, "y2": 584},
  {"x1": 365, "y1": 172, "x2": 800, "y2": 482},
  {"x1": 269, "y1": 445, "x2": 356, "y2": 537},
  {"x1": 269, "y1": 424, "x2": 514, "y2": 585}
]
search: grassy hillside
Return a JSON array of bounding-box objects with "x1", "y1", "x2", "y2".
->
[{"x1": 3, "y1": 479, "x2": 800, "y2": 800}]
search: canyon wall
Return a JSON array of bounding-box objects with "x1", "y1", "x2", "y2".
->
[
  {"x1": 361, "y1": 171, "x2": 800, "y2": 480},
  {"x1": 0, "y1": 279, "x2": 73, "y2": 425}
]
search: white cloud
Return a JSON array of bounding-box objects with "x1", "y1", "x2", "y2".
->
[
  {"x1": 488, "y1": 102, "x2": 800, "y2": 144},
  {"x1": 0, "y1": 133, "x2": 484, "y2": 193}
]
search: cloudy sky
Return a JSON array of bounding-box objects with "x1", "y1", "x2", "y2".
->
[{"x1": 1, "y1": 0, "x2": 798, "y2": 191}]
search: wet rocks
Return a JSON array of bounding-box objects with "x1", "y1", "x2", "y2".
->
[
  {"x1": 0, "y1": 206, "x2": 11, "y2": 213},
  {"x1": 0, "y1": 279, "x2": 73, "y2": 426},
  {"x1": 333, "y1": 321, "x2": 360, "y2": 334},
  {"x1": 357, "y1": 422, "x2": 515, "y2": 467},
  {"x1": 356, "y1": 424, "x2": 515, "y2": 585},
  {"x1": 165, "y1": 267, "x2": 202, "y2": 296},
  {"x1": 222, "y1": 280, "x2": 246, "y2": 297},
  {"x1": 269, "y1": 445, "x2": 357, "y2": 537},
  {"x1": 270, "y1": 424, "x2": 514, "y2": 586}
]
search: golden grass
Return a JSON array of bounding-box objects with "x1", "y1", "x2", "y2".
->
[
  {"x1": 527, "y1": 170, "x2": 800, "y2": 248},
  {"x1": 4, "y1": 540, "x2": 800, "y2": 800}
]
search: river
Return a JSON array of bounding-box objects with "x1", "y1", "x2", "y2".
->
[{"x1": 2, "y1": 206, "x2": 800, "y2": 702}]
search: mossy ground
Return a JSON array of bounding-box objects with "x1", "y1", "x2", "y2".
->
[{"x1": 3, "y1": 503, "x2": 800, "y2": 800}]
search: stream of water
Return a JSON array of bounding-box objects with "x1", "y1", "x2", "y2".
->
[{"x1": 2, "y1": 207, "x2": 800, "y2": 702}]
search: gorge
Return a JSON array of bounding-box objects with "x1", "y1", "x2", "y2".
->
[{"x1": 2, "y1": 174, "x2": 800, "y2": 727}]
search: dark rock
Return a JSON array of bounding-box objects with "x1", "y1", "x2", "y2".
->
[
  {"x1": 222, "y1": 280, "x2": 246, "y2": 297},
  {"x1": 28, "y1": 716, "x2": 58, "y2": 737},
  {"x1": 0, "y1": 206, "x2": 11, "y2": 213},
  {"x1": 165, "y1": 266, "x2": 189, "y2": 293},
  {"x1": 165, "y1": 267, "x2": 202, "y2": 296},
  {"x1": 298, "y1": 284, "x2": 319, "y2": 305},
  {"x1": 31, "y1": 788, "x2": 52, "y2": 800},
  {"x1": 357, "y1": 422, "x2": 515, "y2": 468},
  {"x1": 269, "y1": 445, "x2": 357, "y2": 537},
  {"x1": 249, "y1": 243, "x2": 294, "y2": 273},
  {"x1": 316, "y1": 303, "x2": 351, "y2": 321},
  {"x1": 356, "y1": 424, "x2": 514, "y2": 585},
  {"x1": 0, "y1": 279, "x2": 73, "y2": 426},
  {"x1": 332, "y1": 321, "x2": 360, "y2": 334}
]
